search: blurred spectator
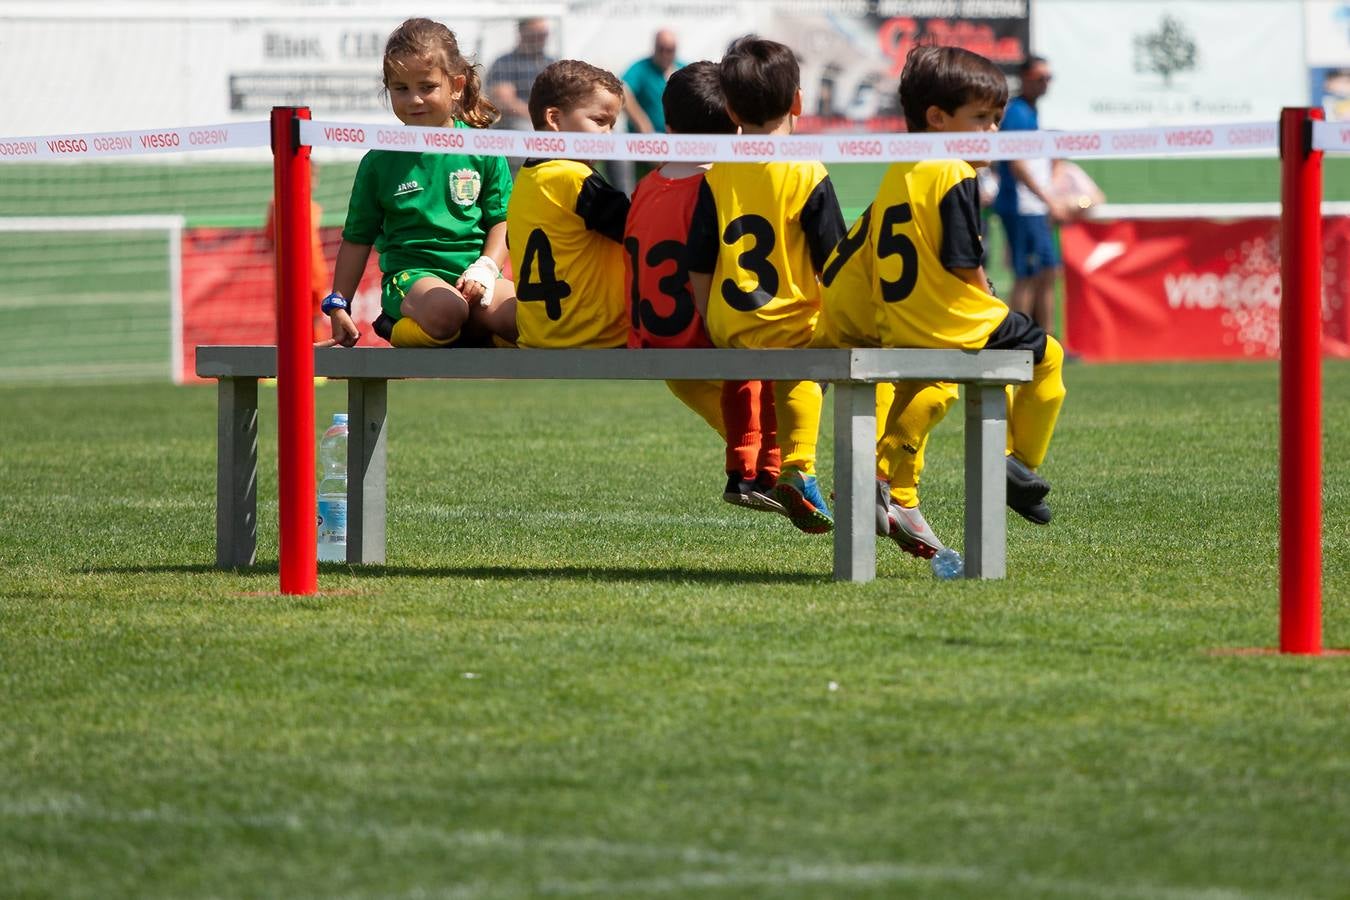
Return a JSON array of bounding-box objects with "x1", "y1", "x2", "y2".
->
[
  {"x1": 612, "y1": 29, "x2": 685, "y2": 193},
  {"x1": 622, "y1": 29, "x2": 683, "y2": 134},
  {"x1": 993, "y1": 55, "x2": 1064, "y2": 332},
  {"x1": 486, "y1": 18, "x2": 555, "y2": 132},
  {"x1": 263, "y1": 166, "x2": 330, "y2": 342}
]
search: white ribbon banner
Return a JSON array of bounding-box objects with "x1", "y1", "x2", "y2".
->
[
  {"x1": 0, "y1": 122, "x2": 271, "y2": 163},
  {"x1": 1312, "y1": 120, "x2": 1350, "y2": 152},
  {"x1": 300, "y1": 119, "x2": 1280, "y2": 162},
  {"x1": 0, "y1": 119, "x2": 1291, "y2": 164}
]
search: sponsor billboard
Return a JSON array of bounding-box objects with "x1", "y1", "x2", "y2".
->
[
  {"x1": 1061, "y1": 216, "x2": 1350, "y2": 361},
  {"x1": 1033, "y1": 1, "x2": 1305, "y2": 129}
]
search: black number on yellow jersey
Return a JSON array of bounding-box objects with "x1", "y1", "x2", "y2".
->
[
  {"x1": 625, "y1": 236, "x2": 695, "y2": 337},
  {"x1": 517, "y1": 228, "x2": 572, "y2": 321},
  {"x1": 878, "y1": 203, "x2": 919, "y2": 303},
  {"x1": 720, "y1": 214, "x2": 779, "y2": 311},
  {"x1": 822, "y1": 203, "x2": 872, "y2": 288}
]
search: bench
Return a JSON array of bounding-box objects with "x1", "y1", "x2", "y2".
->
[{"x1": 196, "y1": 346, "x2": 1032, "y2": 582}]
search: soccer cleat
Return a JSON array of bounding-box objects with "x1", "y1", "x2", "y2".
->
[
  {"x1": 875, "y1": 478, "x2": 894, "y2": 537},
  {"x1": 880, "y1": 496, "x2": 945, "y2": 558},
  {"x1": 1006, "y1": 455, "x2": 1053, "y2": 525},
  {"x1": 723, "y1": 472, "x2": 785, "y2": 514},
  {"x1": 772, "y1": 467, "x2": 834, "y2": 534}
]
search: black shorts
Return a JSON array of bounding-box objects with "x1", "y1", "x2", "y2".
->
[{"x1": 984, "y1": 310, "x2": 1048, "y2": 364}]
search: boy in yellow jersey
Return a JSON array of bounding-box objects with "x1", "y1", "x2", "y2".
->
[
  {"x1": 500, "y1": 60, "x2": 630, "y2": 348},
  {"x1": 686, "y1": 37, "x2": 847, "y2": 534},
  {"x1": 817, "y1": 45, "x2": 1067, "y2": 560}
]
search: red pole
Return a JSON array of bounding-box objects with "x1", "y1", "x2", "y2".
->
[
  {"x1": 1278, "y1": 107, "x2": 1323, "y2": 654},
  {"x1": 271, "y1": 107, "x2": 317, "y2": 595}
]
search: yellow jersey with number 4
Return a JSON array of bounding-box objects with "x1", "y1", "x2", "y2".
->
[
  {"x1": 686, "y1": 161, "x2": 845, "y2": 349},
  {"x1": 817, "y1": 159, "x2": 1008, "y2": 350},
  {"x1": 508, "y1": 158, "x2": 629, "y2": 349}
]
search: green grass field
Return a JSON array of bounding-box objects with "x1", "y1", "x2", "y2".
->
[{"x1": 1, "y1": 361, "x2": 1347, "y2": 898}]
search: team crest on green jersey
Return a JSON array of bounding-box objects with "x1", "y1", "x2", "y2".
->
[{"x1": 449, "y1": 169, "x2": 481, "y2": 206}]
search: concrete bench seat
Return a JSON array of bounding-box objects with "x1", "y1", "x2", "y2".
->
[{"x1": 196, "y1": 346, "x2": 1032, "y2": 582}]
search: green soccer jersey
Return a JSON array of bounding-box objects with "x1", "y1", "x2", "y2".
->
[{"x1": 341, "y1": 121, "x2": 513, "y2": 282}]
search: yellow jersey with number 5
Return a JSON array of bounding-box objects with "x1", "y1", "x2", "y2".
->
[
  {"x1": 508, "y1": 158, "x2": 629, "y2": 349},
  {"x1": 817, "y1": 159, "x2": 1008, "y2": 350},
  {"x1": 686, "y1": 161, "x2": 845, "y2": 349}
]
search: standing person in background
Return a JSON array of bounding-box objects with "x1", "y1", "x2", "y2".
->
[
  {"x1": 993, "y1": 55, "x2": 1064, "y2": 333},
  {"x1": 264, "y1": 165, "x2": 330, "y2": 342},
  {"x1": 623, "y1": 29, "x2": 683, "y2": 135},
  {"x1": 612, "y1": 29, "x2": 685, "y2": 194},
  {"x1": 486, "y1": 17, "x2": 555, "y2": 174}
]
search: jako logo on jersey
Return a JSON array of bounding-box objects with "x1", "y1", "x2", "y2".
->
[
  {"x1": 394, "y1": 180, "x2": 421, "y2": 197},
  {"x1": 449, "y1": 169, "x2": 481, "y2": 206}
]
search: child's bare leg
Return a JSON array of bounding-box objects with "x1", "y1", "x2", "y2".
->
[
  {"x1": 471, "y1": 283, "x2": 519, "y2": 345},
  {"x1": 400, "y1": 276, "x2": 470, "y2": 342}
]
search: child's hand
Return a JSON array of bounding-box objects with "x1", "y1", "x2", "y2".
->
[
  {"x1": 458, "y1": 255, "x2": 500, "y2": 307},
  {"x1": 457, "y1": 276, "x2": 486, "y2": 305},
  {"x1": 330, "y1": 308, "x2": 360, "y2": 347}
]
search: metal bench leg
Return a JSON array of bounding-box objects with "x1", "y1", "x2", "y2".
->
[
  {"x1": 216, "y1": 377, "x2": 258, "y2": 568},
  {"x1": 833, "y1": 381, "x2": 877, "y2": 583},
  {"x1": 963, "y1": 384, "x2": 1007, "y2": 579},
  {"x1": 346, "y1": 378, "x2": 387, "y2": 564}
]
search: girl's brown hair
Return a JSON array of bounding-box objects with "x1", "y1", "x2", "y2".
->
[{"x1": 383, "y1": 17, "x2": 498, "y2": 128}]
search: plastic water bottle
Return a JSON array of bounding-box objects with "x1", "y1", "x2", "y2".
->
[
  {"x1": 317, "y1": 413, "x2": 348, "y2": 562},
  {"x1": 930, "y1": 547, "x2": 964, "y2": 581}
]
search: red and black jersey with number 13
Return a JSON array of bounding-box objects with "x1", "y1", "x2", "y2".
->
[{"x1": 623, "y1": 169, "x2": 712, "y2": 349}]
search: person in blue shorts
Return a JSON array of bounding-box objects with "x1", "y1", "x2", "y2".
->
[{"x1": 992, "y1": 55, "x2": 1064, "y2": 332}]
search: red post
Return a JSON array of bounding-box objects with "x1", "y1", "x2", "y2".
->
[
  {"x1": 271, "y1": 107, "x2": 317, "y2": 595},
  {"x1": 1278, "y1": 107, "x2": 1323, "y2": 654}
]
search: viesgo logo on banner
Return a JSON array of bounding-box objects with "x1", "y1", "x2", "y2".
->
[{"x1": 1060, "y1": 218, "x2": 1350, "y2": 362}]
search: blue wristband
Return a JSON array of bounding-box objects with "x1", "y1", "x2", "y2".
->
[{"x1": 321, "y1": 292, "x2": 350, "y2": 315}]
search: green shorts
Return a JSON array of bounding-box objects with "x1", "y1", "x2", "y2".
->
[{"x1": 381, "y1": 268, "x2": 461, "y2": 319}]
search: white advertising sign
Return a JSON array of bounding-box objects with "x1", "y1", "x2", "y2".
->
[
  {"x1": 1305, "y1": 0, "x2": 1350, "y2": 65},
  {"x1": 1033, "y1": 0, "x2": 1305, "y2": 129}
]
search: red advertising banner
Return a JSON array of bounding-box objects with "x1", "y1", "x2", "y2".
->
[
  {"x1": 178, "y1": 225, "x2": 387, "y2": 383},
  {"x1": 1062, "y1": 216, "x2": 1350, "y2": 361}
]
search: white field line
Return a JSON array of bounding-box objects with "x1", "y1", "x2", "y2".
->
[
  {"x1": 1, "y1": 794, "x2": 1280, "y2": 900},
  {"x1": 0, "y1": 292, "x2": 166, "y2": 311}
]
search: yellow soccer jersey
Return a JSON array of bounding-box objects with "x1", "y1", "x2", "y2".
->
[
  {"x1": 508, "y1": 158, "x2": 629, "y2": 349},
  {"x1": 686, "y1": 162, "x2": 845, "y2": 349},
  {"x1": 818, "y1": 159, "x2": 1008, "y2": 350}
]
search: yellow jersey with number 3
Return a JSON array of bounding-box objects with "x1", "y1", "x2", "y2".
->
[
  {"x1": 508, "y1": 158, "x2": 629, "y2": 349},
  {"x1": 817, "y1": 159, "x2": 1008, "y2": 350},
  {"x1": 686, "y1": 161, "x2": 845, "y2": 349}
]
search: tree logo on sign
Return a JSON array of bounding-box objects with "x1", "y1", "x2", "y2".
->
[{"x1": 1133, "y1": 14, "x2": 1198, "y2": 86}]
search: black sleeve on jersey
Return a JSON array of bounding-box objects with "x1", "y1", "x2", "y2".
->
[
  {"x1": 800, "y1": 175, "x2": 847, "y2": 273},
  {"x1": 684, "y1": 179, "x2": 720, "y2": 274},
  {"x1": 576, "y1": 171, "x2": 631, "y2": 244},
  {"x1": 938, "y1": 177, "x2": 985, "y2": 270}
]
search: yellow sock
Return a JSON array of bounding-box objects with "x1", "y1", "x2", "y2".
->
[
  {"x1": 874, "y1": 381, "x2": 896, "y2": 483},
  {"x1": 1008, "y1": 335, "x2": 1066, "y2": 469},
  {"x1": 390, "y1": 316, "x2": 458, "y2": 348},
  {"x1": 877, "y1": 380, "x2": 959, "y2": 507},
  {"x1": 773, "y1": 379, "x2": 823, "y2": 475},
  {"x1": 665, "y1": 379, "x2": 727, "y2": 439}
]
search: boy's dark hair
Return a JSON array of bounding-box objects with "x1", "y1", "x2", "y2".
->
[
  {"x1": 898, "y1": 45, "x2": 1008, "y2": 133},
  {"x1": 718, "y1": 36, "x2": 799, "y2": 127},
  {"x1": 528, "y1": 59, "x2": 624, "y2": 129},
  {"x1": 663, "y1": 61, "x2": 735, "y2": 134}
]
